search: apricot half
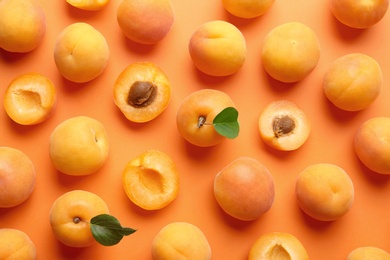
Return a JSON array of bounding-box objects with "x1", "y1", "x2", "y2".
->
[
  {"x1": 122, "y1": 149, "x2": 179, "y2": 210},
  {"x1": 4, "y1": 73, "x2": 57, "y2": 125},
  {"x1": 323, "y1": 53, "x2": 382, "y2": 111},
  {"x1": 259, "y1": 100, "x2": 311, "y2": 151},
  {"x1": 354, "y1": 117, "x2": 390, "y2": 175},
  {"x1": 295, "y1": 163, "x2": 354, "y2": 221},
  {"x1": 114, "y1": 62, "x2": 171, "y2": 123}
]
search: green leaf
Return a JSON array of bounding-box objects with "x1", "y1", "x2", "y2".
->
[
  {"x1": 213, "y1": 107, "x2": 240, "y2": 139},
  {"x1": 90, "y1": 214, "x2": 137, "y2": 246}
]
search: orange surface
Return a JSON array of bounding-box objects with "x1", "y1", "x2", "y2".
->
[{"x1": 1, "y1": 0, "x2": 390, "y2": 259}]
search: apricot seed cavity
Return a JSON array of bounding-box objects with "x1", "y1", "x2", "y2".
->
[
  {"x1": 273, "y1": 115, "x2": 295, "y2": 137},
  {"x1": 128, "y1": 81, "x2": 157, "y2": 108}
]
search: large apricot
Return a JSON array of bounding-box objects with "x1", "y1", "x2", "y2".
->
[
  {"x1": 0, "y1": 228, "x2": 36, "y2": 259},
  {"x1": 222, "y1": 0, "x2": 275, "y2": 18},
  {"x1": 347, "y1": 246, "x2": 390, "y2": 260}
]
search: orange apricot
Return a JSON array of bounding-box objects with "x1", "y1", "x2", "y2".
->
[
  {"x1": 258, "y1": 100, "x2": 311, "y2": 151},
  {"x1": 0, "y1": 228, "x2": 36, "y2": 259},
  {"x1": 222, "y1": 0, "x2": 275, "y2": 18},
  {"x1": 3, "y1": 72, "x2": 57, "y2": 125},
  {"x1": 214, "y1": 157, "x2": 275, "y2": 221},
  {"x1": 354, "y1": 117, "x2": 390, "y2": 174},
  {"x1": 122, "y1": 149, "x2": 179, "y2": 210},
  {"x1": 67, "y1": 0, "x2": 110, "y2": 10},
  {"x1": 323, "y1": 53, "x2": 382, "y2": 111},
  {"x1": 113, "y1": 62, "x2": 171, "y2": 123},
  {"x1": 347, "y1": 246, "x2": 390, "y2": 260}
]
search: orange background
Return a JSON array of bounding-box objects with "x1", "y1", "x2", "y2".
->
[{"x1": 1, "y1": 0, "x2": 390, "y2": 259}]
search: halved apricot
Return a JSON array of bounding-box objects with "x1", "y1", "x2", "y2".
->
[
  {"x1": 258, "y1": 100, "x2": 311, "y2": 151},
  {"x1": 122, "y1": 149, "x2": 179, "y2": 210},
  {"x1": 114, "y1": 62, "x2": 171, "y2": 123}
]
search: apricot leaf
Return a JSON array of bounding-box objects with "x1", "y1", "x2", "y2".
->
[
  {"x1": 90, "y1": 214, "x2": 137, "y2": 246},
  {"x1": 213, "y1": 107, "x2": 239, "y2": 139}
]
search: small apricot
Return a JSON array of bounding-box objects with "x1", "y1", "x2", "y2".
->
[
  {"x1": 259, "y1": 100, "x2": 311, "y2": 151},
  {"x1": 122, "y1": 149, "x2": 179, "y2": 210},
  {"x1": 323, "y1": 53, "x2": 382, "y2": 111},
  {"x1": 0, "y1": 228, "x2": 36, "y2": 259},
  {"x1": 114, "y1": 62, "x2": 171, "y2": 123},
  {"x1": 347, "y1": 246, "x2": 390, "y2": 260},
  {"x1": 222, "y1": 0, "x2": 275, "y2": 18},
  {"x1": 67, "y1": 0, "x2": 110, "y2": 11}
]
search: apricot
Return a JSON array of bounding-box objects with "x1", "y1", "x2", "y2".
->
[
  {"x1": 261, "y1": 22, "x2": 320, "y2": 83},
  {"x1": 3, "y1": 73, "x2": 57, "y2": 125},
  {"x1": 354, "y1": 117, "x2": 390, "y2": 175},
  {"x1": 117, "y1": 0, "x2": 174, "y2": 44},
  {"x1": 122, "y1": 149, "x2": 179, "y2": 210},
  {"x1": 54, "y1": 22, "x2": 110, "y2": 83},
  {"x1": 295, "y1": 163, "x2": 354, "y2": 221},
  {"x1": 176, "y1": 89, "x2": 236, "y2": 147},
  {"x1": 67, "y1": 0, "x2": 110, "y2": 11},
  {"x1": 114, "y1": 62, "x2": 171, "y2": 123},
  {"x1": 0, "y1": 228, "x2": 36, "y2": 259},
  {"x1": 0, "y1": 147, "x2": 35, "y2": 208},
  {"x1": 49, "y1": 116, "x2": 109, "y2": 176},
  {"x1": 151, "y1": 222, "x2": 211, "y2": 260},
  {"x1": 49, "y1": 190, "x2": 109, "y2": 248},
  {"x1": 323, "y1": 53, "x2": 382, "y2": 111},
  {"x1": 347, "y1": 246, "x2": 390, "y2": 260},
  {"x1": 214, "y1": 157, "x2": 275, "y2": 221},
  {"x1": 330, "y1": 0, "x2": 389, "y2": 29},
  {"x1": 259, "y1": 100, "x2": 311, "y2": 151},
  {"x1": 248, "y1": 232, "x2": 309, "y2": 260},
  {"x1": 222, "y1": 0, "x2": 275, "y2": 18},
  {"x1": 0, "y1": 0, "x2": 46, "y2": 53},
  {"x1": 188, "y1": 20, "x2": 246, "y2": 77}
]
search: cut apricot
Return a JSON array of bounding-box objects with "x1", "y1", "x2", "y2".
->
[
  {"x1": 122, "y1": 149, "x2": 179, "y2": 210},
  {"x1": 259, "y1": 100, "x2": 311, "y2": 151},
  {"x1": 114, "y1": 62, "x2": 171, "y2": 123},
  {"x1": 3, "y1": 72, "x2": 57, "y2": 125}
]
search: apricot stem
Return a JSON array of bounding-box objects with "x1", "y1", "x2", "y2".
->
[
  {"x1": 73, "y1": 217, "x2": 81, "y2": 224},
  {"x1": 197, "y1": 116, "x2": 212, "y2": 128}
]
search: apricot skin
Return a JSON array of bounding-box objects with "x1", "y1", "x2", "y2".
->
[
  {"x1": 354, "y1": 117, "x2": 390, "y2": 175},
  {"x1": 222, "y1": 0, "x2": 275, "y2": 18},
  {"x1": 214, "y1": 157, "x2": 275, "y2": 221},
  {"x1": 347, "y1": 246, "x2": 390, "y2": 260},
  {"x1": 0, "y1": 228, "x2": 36, "y2": 259}
]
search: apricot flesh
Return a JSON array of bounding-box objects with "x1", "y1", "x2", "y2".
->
[
  {"x1": 214, "y1": 157, "x2": 275, "y2": 221},
  {"x1": 114, "y1": 62, "x2": 171, "y2": 123},
  {"x1": 122, "y1": 149, "x2": 179, "y2": 210},
  {"x1": 0, "y1": 228, "x2": 36, "y2": 259},
  {"x1": 259, "y1": 100, "x2": 311, "y2": 151}
]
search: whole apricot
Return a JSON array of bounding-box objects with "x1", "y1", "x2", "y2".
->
[
  {"x1": 214, "y1": 157, "x2": 275, "y2": 221},
  {"x1": 189, "y1": 20, "x2": 246, "y2": 77},
  {"x1": 295, "y1": 163, "x2": 354, "y2": 221},
  {"x1": 3, "y1": 73, "x2": 57, "y2": 125},
  {"x1": 222, "y1": 0, "x2": 275, "y2": 18},
  {"x1": 176, "y1": 89, "x2": 236, "y2": 147},
  {"x1": 248, "y1": 232, "x2": 309, "y2": 260},
  {"x1": 354, "y1": 117, "x2": 390, "y2": 174},
  {"x1": 0, "y1": 147, "x2": 35, "y2": 208},
  {"x1": 49, "y1": 116, "x2": 109, "y2": 176},
  {"x1": 0, "y1": 0, "x2": 46, "y2": 53},
  {"x1": 151, "y1": 222, "x2": 211, "y2": 260},
  {"x1": 323, "y1": 53, "x2": 382, "y2": 111},
  {"x1": 117, "y1": 0, "x2": 174, "y2": 44},
  {"x1": 258, "y1": 100, "x2": 311, "y2": 151},
  {"x1": 261, "y1": 22, "x2": 320, "y2": 83},
  {"x1": 67, "y1": 0, "x2": 110, "y2": 10},
  {"x1": 0, "y1": 228, "x2": 36, "y2": 259},
  {"x1": 330, "y1": 0, "x2": 389, "y2": 29},
  {"x1": 49, "y1": 190, "x2": 109, "y2": 248},
  {"x1": 122, "y1": 149, "x2": 179, "y2": 210},
  {"x1": 54, "y1": 22, "x2": 110, "y2": 83},
  {"x1": 114, "y1": 62, "x2": 171, "y2": 123},
  {"x1": 347, "y1": 246, "x2": 390, "y2": 260}
]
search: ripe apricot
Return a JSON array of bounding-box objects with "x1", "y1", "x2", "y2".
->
[
  {"x1": 214, "y1": 157, "x2": 275, "y2": 221},
  {"x1": 261, "y1": 22, "x2": 320, "y2": 83},
  {"x1": 122, "y1": 149, "x2": 179, "y2": 210},
  {"x1": 3, "y1": 73, "x2": 57, "y2": 125},
  {"x1": 114, "y1": 62, "x2": 171, "y2": 123},
  {"x1": 259, "y1": 100, "x2": 311, "y2": 151},
  {"x1": 248, "y1": 232, "x2": 309, "y2": 260},
  {"x1": 323, "y1": 53, "x2": 382, "y2": 111},
  {"x1": 117, "y1": 0, "x2": 174, "y2": 44},
  {"x1": 222, "y1": 0, "x2": 275, "y2": 18},
  {"x1": 330, "y1": 0, "x2": 389, "y2": 29},
  {"x1": 189, "y1": 20, "x2": 246, "y2": 76},
  {"x1": 354, "y1": 117, "x2": 390, "y2": 175},
  {"x1": 67, "y1": 0, "x2": 110, "y2": 10},
  {"x1": 0, "y1": 228, "x2": 36, "y2": 259},
  {"x1": 176, "y1": 89, "x2": 236, "y2": 147},
  {"x1": 347, "y1": 246, "x2": 390, "y2": 260},
  {"x1": 49, "y1": 190, "x2": 109, "y2": 248},
  {"x1": 151, "y1": 222, "x2": 211, "y2": 260},
  {"x1": 295, "y1": 163, "x2": 354, "y2": 221},
  {"x1": 0, "y1": 147, "x2": 35, "y2": 208}
]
